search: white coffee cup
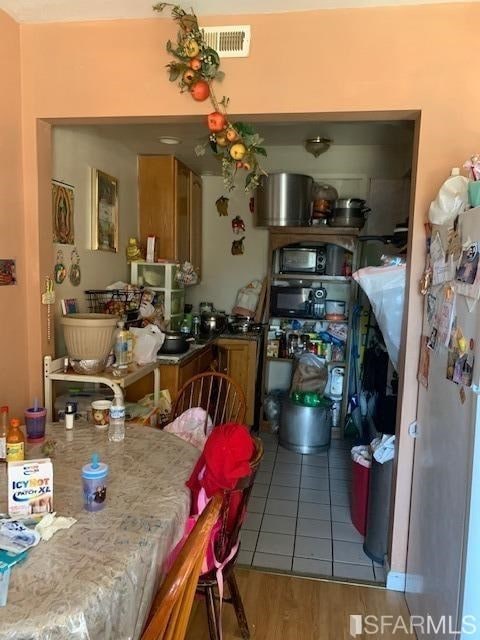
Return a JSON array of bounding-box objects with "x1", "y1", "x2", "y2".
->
[{"x1": 91, "y1": 400, "x2": 112, "y2": 428}]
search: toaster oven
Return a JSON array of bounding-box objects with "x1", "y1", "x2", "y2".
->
[{"x1": 279, "y1": 247, "x2": 326, "y2": 275}]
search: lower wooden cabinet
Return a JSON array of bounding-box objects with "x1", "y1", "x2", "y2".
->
[
  {"x1": 126, "y1": 338, "x2": 259, "y2": 426},
  {"x1": 126, "y1": 345, "x2": 214, "y2": 406},
  {"x1": 216, "y1": 338, "x2": 258, "y2": 426}
]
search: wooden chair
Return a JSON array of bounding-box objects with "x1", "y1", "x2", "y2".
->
[
  {"x1": 142, "y1": 493, "x2": 223, "y2": 640},
  {"x1": 172, "y1": 372, "x2": 246, "y2": 431},
  {"x1": 198, "y1": 436, "x2": 264, "y2": 640}
]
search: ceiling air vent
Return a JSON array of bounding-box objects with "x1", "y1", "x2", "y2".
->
[{"x1": 201, "y1": 26, "x2": 251, "y2": 58}]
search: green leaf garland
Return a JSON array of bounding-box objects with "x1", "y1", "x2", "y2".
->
[{"x1": 153, "y1": 2, "x2": 267, "y2": 192}]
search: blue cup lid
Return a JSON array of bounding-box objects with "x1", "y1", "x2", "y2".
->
[{"x1": 82, "y1": 453, "x2": 108, "y2": 479}]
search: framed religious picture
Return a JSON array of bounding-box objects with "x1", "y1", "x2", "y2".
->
[
  {"x1": 52, "y1": 180, "x2": 74, "y2": 244},
  {"x1": 91, "y1": 168, "x2": 118, "y2": 252}
]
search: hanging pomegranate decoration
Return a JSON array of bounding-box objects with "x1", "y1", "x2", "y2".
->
[
  {"x1": 190, "y1": 80, "x2": 210, "y2": 101},
  {"x1": 153, "y1": 2, "x2": 267, "y2": 192}
]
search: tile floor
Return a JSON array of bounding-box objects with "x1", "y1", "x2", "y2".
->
[{"x1": 238, "y1": 432, "x2": 386, "y2": 584}]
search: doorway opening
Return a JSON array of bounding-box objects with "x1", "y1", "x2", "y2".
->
[{"x1": 43, "y1": 111, "x2": 419, "y2": 586}]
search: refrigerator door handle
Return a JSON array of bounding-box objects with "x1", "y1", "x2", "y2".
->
[{"x1": 408, "y1": 420, "x2": 419, "y2": 439}]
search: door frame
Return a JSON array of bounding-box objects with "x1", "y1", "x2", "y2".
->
[{"x1": 31, "y1": 110, "x2": 422, "y2": 584}]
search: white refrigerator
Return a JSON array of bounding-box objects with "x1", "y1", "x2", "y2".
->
[{"x1": 405, "y1": 206, "x2": 480, "y2": 639}]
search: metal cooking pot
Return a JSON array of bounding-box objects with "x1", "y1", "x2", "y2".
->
[
  {"x1": 227, "y1": 315, "x2": 251, "y2": 334},
  {"x1": 200, "y1": 312, "x2": 227, "y2": 336},
  {"x1": 328, "y1": 198, "x2": 371, "y2": 229},
  {"x1": 159, "y1": 331, "x2": 194, "y2": 355},
  {"x1": 254, "y1": 173, "x2": 313, "y2": 227}
]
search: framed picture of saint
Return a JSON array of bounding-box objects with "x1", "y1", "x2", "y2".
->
[
  {"x1": 91, "y1": 169, "x2": 118, "y2": 252},
  {"x1": 52, "y1": 180, "x2": 74, "y2": 245}
]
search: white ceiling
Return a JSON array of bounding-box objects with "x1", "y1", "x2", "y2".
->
[
  {"x1": 67, "y1": 119, "x2": 414, "y2": 175},
  {"x1": 0, "y1": 0, "x2": 477, "y2": 23}
]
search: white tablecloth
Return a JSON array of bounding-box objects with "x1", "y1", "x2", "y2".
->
[{"x1": 0, "y1": 422, "x2": 199, "y2": 640}]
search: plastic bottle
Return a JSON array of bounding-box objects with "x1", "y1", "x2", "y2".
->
[
  {"x1": 108, "y1": 396, "x2": 125, "y2": 442},
  {"x1": 0, "y1": 406, "x2": 8, "y2": 462},
  {"x1": 6, "y1": 418, "x2": 25, "y2": 462},
  {"x1": 114, "y1": 321, "x2": 133, "y2": 367},
  {"x1": 65, "y1": 401, "x2": 75, "y2": 430}
]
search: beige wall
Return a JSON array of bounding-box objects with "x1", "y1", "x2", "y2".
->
[
  {"x1": 52, "y1": 126, "x2": 138, "y2": 354},
  {"x1": 0, "y1": 11, "x2": 28, "y2": 417},
  {"x1": 11, "y1": 2, "x2": 480, "y2": 574},
  {"x1": 189, "y1": 142, "x2": 411, "y2": 312},
  {"x1": 187, "y1": 176, "x2": 268, "y2": 312}
]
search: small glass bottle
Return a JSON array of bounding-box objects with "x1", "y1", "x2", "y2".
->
[{"x1": 108, "y1": 397, "x2": 125, "y2": 442}]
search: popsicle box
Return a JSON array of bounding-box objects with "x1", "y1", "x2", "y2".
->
[{"x1": 7, "y1": 459, "x2": 53, "y2": 518}]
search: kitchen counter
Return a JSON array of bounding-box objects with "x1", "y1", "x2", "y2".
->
[{"x1": 156, "y1": 331, "x2": 262, "y2": 365}]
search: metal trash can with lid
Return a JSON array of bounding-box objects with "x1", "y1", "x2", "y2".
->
[{"x1": 363, "y1": 457, "x2": 394, "y2": 563}]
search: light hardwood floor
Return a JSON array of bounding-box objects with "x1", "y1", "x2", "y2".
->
[{"x1": 186, "y1": 569, "x2": 413, "y2": 639}]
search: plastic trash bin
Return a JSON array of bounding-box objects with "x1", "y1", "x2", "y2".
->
[
  {"x1": 350, "y1": 451, "x2": 371, "y2": 536},
  {"x1": 363, "y1": 457, "x2": 394, "y2": 563}
]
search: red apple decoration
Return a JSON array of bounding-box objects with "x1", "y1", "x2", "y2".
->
[
  {"x1": 207, "y1": 111, "x2": 227, "y2": 133},
  {"x1": 190, "y1": 80, "x2": 210, "y2": 101},
  {"x1": 189, "y1": 58, "x2": 202, "y2": 71}
]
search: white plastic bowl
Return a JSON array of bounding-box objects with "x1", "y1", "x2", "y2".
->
[{"x1": 60, "y1": 314, "x2": 118, "y2": 365}]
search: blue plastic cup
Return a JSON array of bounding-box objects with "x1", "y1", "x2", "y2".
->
[{"x1": 82, "y1": 454, "x2": 109, "y2": 512}]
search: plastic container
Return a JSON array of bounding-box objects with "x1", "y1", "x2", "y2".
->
[
  {"x1": 108, "y1": 398, "x2": 125, "y2": 442},
  {"x1": 114, "y1": 321, "x2": 133, "y2": 367},
  {"x1": 6, "y1": 419, "x2": 25, "y2": 462},
  {"x1": 351, "y1": 450, "x2": 371, "y2": 536},
  {"x1": 82, "y1": 453, "x2": 109, "y2": 512},
  {"x1": 60, "y1": 313, "x2": 118, "y2": 362},
  {"x1": 24, "y1": 407, "x2": 47, "y2": 442}
]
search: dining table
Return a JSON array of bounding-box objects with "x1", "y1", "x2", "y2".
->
[{"x1": 0, "y1": 421, "x2": 200, "y2": 640}]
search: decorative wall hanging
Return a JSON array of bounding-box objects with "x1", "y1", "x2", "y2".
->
[
  {"x1": 69, "y1": 248, "x2": 81, "y2": 287},
  {"x1": 52, "y1": 180, "x2": 75, "y2": 245},
  {"x1": 91, "y1": 168, "x2": 119, "y2": 252},
  {"x1": 41, "y1": 276, "x2": 55, "y2": 343},
  {"x1": 0, "y1": 259, "x2": 16, "y2": 286},
  {"x1": 153, "y1": 3, "x2": 267, "y2": 192},
  {"x1": 215, "y1": 196, "x2": 230, "y2": 217},
  {"x1": 54, "y1": 250, "x2": 66, "y2": 284},
  {"x1": 231, "y1": 237, "x2": 245, "y2": 256},
  {"x1": 232, "y1": 215, "x2": 245, "y2": 235}
]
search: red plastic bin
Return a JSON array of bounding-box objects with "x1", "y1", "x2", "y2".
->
[{"x1": 350, "y1": 459, "x2": 371, "y2": 536}]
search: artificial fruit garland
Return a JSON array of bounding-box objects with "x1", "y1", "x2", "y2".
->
[{"x1": 153, "y1": 3, "x2": 267, "y2": 192}]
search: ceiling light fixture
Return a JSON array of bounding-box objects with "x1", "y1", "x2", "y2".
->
[
  {"x1": 157, "y1": 136, "x2": 181, "y2": 145},
  {"x1": 305, "y1": 137, "x2": 332, "y2": 158}
]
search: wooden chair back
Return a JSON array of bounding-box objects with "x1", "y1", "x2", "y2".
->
[
  {"x1": 141, "y1": 493, "x2": 223, "y2": 640},
  {"x1": 172, "y1": 372, "x2": 246, "y2": 432},
  {"x1": 214, "y1": 436, "x2": 264, "y2": 565}
]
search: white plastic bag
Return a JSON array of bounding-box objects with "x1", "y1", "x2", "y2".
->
[
  {"x1": 353, "y1": 265, "x2": 406, "y2": 371},
  {"x1": 351, "y1": 445, "x2": 372, "y2": 468},
  {"x1": 232, "y1": 280, "x2": 262, "y2": 316},
  {"x1": 370, "y1": 434, "x2": 395, "y2": 464},
  {"x1": 428, "y1": 174, "x2": 469, "y2": 226},
  {"x1": 130, "y1": 325, "x2": 165, "y2": 365}
]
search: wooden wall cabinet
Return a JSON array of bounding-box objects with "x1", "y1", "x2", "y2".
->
[
  {"x1": 216, "y1": 337, "x2": 259, "y2": 426},
  {"x1": 138, "y1": 155, "x2": 202, "y2": 280}
]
